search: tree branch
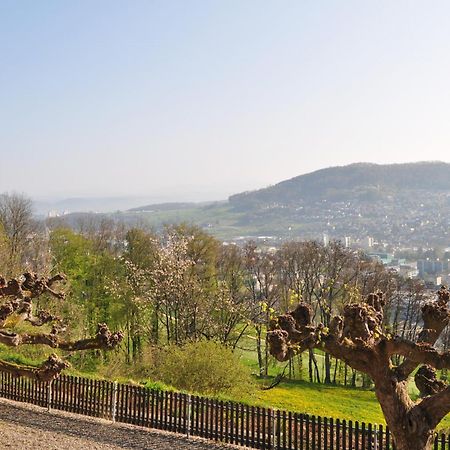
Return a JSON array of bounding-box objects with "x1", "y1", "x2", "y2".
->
[
  {"x1": 417, "y1": 384, "x2": 450, "y2": 429},
  {"x1": 0, "y1": 273, "x2": 66, "y2": 327},
  {"x1": 414, "y1": 365, "x2": 447, "y2": 397},
  {"x1": 0, "y1": 272, "x2": 66, "y2": 301},
  {"x1": 267, "y1": 302, "x2": 376, "y2": 374},
  {"x1": 394, "y1": 287, "x2": 449, "y2": 380},
  {"x1": 0, "y1": 354, "x2": 69, "y2": 382},
  {"x1": 24, "y1": 309, "x2": 61, "y2": 327},
  {"x1": 0, "y1": 323, "x2": 123, "y2": 351},
  {"x1": 387, "y1": 338, "x2": 450, "y2": 370}
]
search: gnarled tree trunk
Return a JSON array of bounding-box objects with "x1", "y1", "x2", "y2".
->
[
  {"x1": 267, "y1": 287, "x2": 450, "y2": 450},
  {"x1": 373, "y1": 375, "x2": 433, "y2": 450}
]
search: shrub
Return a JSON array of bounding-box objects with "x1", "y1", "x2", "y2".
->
[
  {"x1": 143, "y1": 380, "x2": 175, "y2": 391},
  {"x1": 151, "y1": 340, "x2": 254, "y2": 398}
]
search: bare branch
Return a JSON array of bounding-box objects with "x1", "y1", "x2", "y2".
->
[
  {"x1": 261, "y1": 363, "x2": 289, "y2": 390},
  {"x1": 395, "y1": 287, "x2": 450, "y2": 380},
  {"x1": 414, "y1": 365, "x2": 447, "y2": 397},
  {"x1": 24, "y1": 309, "x2": 61, "y2": 327},
  {"x1": 0, "y1": 323, "x2": 123, "y2": 351},
  {"x1": 0, "y1": 278, "x2": 24, "y2": 299},
  {"x1": 0, "y1": 272, "x2": 66, "y2": 301},
  {"x1": 267, "y1": 301, "x2": 375, "y2": 374},
  {"x1": 0, "y1": 298, "x2": 22, "y2": 325},
  {"x1": 0, "y1": 272, "x2": 66, "y2": 327},
  {"x1": 387, "y1": 338, "x2": 450, "y2": 370},
  {"x1": 418, "y1": 384, "x2": 450, "y2": 429},
  {"x1": 0, "y1": 354, "x2": 69, "y2": 382},
  {"x1": 0, "y1": 270, "x2": 121, "y2": 382}
]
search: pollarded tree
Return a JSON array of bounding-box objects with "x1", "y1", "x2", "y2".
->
[
  {"x1": 267, "y1": 286, "x2": 450, "y2": 450},
  {"x1": 0, "y1": 272, "x2": 123, "y2": 381}
]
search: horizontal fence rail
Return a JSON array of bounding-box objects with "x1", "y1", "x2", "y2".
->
[{"x1": 0, "y1": 371, "x2": 449, "y2": 449}]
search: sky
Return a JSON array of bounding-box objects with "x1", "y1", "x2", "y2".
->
[{"x1": 2, "y1": 1, "x2": 450, "y2": 202}]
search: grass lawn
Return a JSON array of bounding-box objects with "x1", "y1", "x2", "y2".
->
[
  {"x1": 253, "y1": 379, "x2": 383, "y2": 424},
  {"x1": 241, "y1": 378, "x2": 450, "y2": 432},
  {"x1": 237, "y1": 331, "x2": 450, "y2": 431}
]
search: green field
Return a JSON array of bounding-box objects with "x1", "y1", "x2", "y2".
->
[
  {"x1": 253, "y1": 379, "x2": 384, "y2": 424},
  {"x1": 236, "y1": 335, "x2": 450, "y2": 431},
  {"x1": 247, "y1": 379, "x2": 450, "y2": 431}
]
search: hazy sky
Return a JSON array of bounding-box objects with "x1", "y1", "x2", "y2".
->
[{"x1": 2, "y1": 1, "x2": 450, "y2": 201}]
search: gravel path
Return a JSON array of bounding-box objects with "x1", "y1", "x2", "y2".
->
[{"x1": 0, "y1": 399, "x2": 237, "y2": 449}]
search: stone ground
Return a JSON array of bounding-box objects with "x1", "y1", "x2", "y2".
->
[{"x1": 0, "y1": 399, "x2": 238, "y2": 449}]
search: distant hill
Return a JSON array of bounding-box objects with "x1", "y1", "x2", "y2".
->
[
  {"x1": 33, "y1": 196, "x2": 163, "y2": 216},
  {"x1": 129, "y1": 202, "x2": 211, "y2": 212},
  {"x1": 53, "y1": 162, "x2": 450, "y2": 247},
  {"x1": 229, "y1": 162, "x2": 450, "y2": 209}
]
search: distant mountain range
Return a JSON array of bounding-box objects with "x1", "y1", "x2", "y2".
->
[{"x1": 47, "y1": 162, "x2": 450, "y2": 247}]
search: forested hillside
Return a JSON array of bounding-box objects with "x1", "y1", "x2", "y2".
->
[{"x1": 229, "y1": 161, "x2": 450, "y2": 207}]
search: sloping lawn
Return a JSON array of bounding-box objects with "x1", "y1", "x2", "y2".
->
[{"x1": 248, "y1": 379, "x2": 450, "y2": 431}]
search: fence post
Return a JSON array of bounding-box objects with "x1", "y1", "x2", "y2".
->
[
  {"x1": 47, "y1": 381, "x2": 52, "y2": 413},
  {"x1": 272, "y1": 409, "x2": 277, "y2": 450},
  {"x1": 186, "y1": 394, "x2": 192, "y2": 438},
  {"x1": 373, "y1": 424, "x2": 378, "y2": 450},
  {"x1": 111, "y1": 381, "x2": 118, "y2": 423}
]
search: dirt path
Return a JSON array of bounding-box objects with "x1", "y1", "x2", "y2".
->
[{"x1": 0, "y1": 399, "x2": 237, "y2": 449}]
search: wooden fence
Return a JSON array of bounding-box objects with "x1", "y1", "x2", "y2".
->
[{"x1": 0, "y1": 371, "x2": 448, "y2": 449}]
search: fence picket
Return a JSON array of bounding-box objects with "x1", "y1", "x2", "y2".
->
[
  {"x1": 159, "y1": 389, "x2": 165, "y2": 430},
  {"x1": 251, "y1": 405, "x2": 256, "y2": 447},
  {"x1": 224, "y1": 401, "x2": 230, "y2": 443},
  {"x1": 318, "y1": 415, "x2": 322, "y2": 450},
  {"x1": 194, "y1": 396, "x2": 199, "y2": 436},
  {"x1": 219, "y1": 400, "x2": 224, "y2": 442},
  {"x1": 355, "y1": 421, "x2": 360, "y2": 450},
  {"x1": 238, "y1": 403, "x2": 243, "y2": 446},
  {"x1": 293, "y1": 413, "x2": 298, "y2": 450},
  {"x1": 205, "y1": 397, "x2": 210, "y2": 439},
  {"x1": 305, "y1": 414, "x2": 310, "y2": 450},
  {"x1": 260, "y1": 406, "x2": 264, "y2": 449},
  {"x1": 362, "y1": 422, "x2": 366, "y2": 450},
  {"x1": 312, "y1": 415, "x2": 317, "y2": 450},
  {"x1": 288, "y1": 411, "x2": 292, "y2": 450},
  {"x1": 379, "y1": 424, "x2": 384, "y2": 450},
  {"x1": 267, "y1": 409, "x2": 273, "y2": 450},
  {"x1": 349, "y1": 420, "x2": 353, "y2": 450}
]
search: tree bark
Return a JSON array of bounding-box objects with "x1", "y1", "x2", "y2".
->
[
  {"x1": 374, "y1": 378, "x2": 434, "y2": 450},
  {"x1": 255, "y1": 325, "x2": 264, "y2": 377},
  {"x1": 324, "y1": 352, "x2": 332, "y2": 384}
]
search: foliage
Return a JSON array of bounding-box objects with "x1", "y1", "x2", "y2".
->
[{"x1": 151, "y1": 340, "x2": 255, "y2": 397}]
